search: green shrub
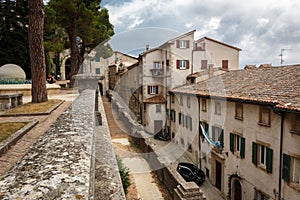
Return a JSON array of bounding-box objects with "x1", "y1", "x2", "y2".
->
[{"x1": 116, "y1": 156, "x2": 131, "y2": 194}]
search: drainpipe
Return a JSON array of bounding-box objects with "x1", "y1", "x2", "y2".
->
[
  {"x1": 197, "y1": 95, "x2": 202, "y2": 169},
  {"x1": 278, "y1": 111, "x2": 285, "y2": 200}
]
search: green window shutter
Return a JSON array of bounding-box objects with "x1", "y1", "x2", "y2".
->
[
  {"x1": 182, "y1": 114, "x2": 185, "y2": 127},
  {"x1": 240, "y1": 137, "x2": 245, "y2": 158},
  {"x1": 186, "y1": 116, "x2": 188, "y2": 128},
  {"x1": 212, "y1": 126, "x2": 215, "y2": 141},
  {"x1": 230, "y1": 133, "x2": 234, "y2": 153},
  {"x1": 190, "y1": 117, "x2": 192, "y2": 131},
  {"x1": 179, "y1": 113, "x2": 181, "y2": 124},
  {"x1": 266, "y1": 147, "x2": 273, "y2": 173},
  {"x1": 174, "y1": 111, "x2": 176, "y2": 122},
  {"x1": 252, "y1": 142, "x2": 258, "y2": 165},
  {"x1": 219, "y1": 129, "x2": 224, "y2": 146},
  {"x1": 282, "y1": 153, "x2": 291, "y2": 182},
  {"x1": 205, "y1": 123, "x2": 209, "y2": 137}
]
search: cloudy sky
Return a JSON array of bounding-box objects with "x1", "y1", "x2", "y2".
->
[{"x1": 101, "y1": 0, "x2": 300, "y2": 68}]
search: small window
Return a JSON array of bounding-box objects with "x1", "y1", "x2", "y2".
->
[
  {"x1": 259, "y1": 106, "x2": 271, "y2": 126},
  {"x1": 176, "y1": 60, "x2": 189, "y2": 70},
  {"x1": 177, "y1": 40, "x2": 189, "y2": 48},
  {"x1": 201, "y1": 60, "x2": 208, "y2": 69},
  {"x1": 229, "y1": 133, "x2": 246, "y2": 158},
  {"x1": 201, "y1": 98, "x2": 207, "y2": 112},
  {"x1": 215, "y1": 101, "x2": 221, "y2": 115},
  {"x1": 153, "y1": 62, "x2": 160, "y2": 69},
  {"x1": 254, "y1": 189, "x2": 269, "y2": 200},
  {"x1": 188, "y1": 143, "x2": 192, "y2": 152},
  {"x1": 171, "y1": 94, "x2": 175, "y2": 104},
  {"x1": 252, "y1": 142, "x2": 273, "y2": 173},
  {"x1": 156, "y1": 105, "x2": 161, "y2": 113},
  {"x1": 292, "y1": 156, "x2": 300, "y2": 184},
  {"x1": 180, "y1": 137, "x2": 184, "y2": 145},
  {"x1": 235, "y1": 103, "x2": 243, "y2": 120},
  {"x1": 187, "y1": 96, "x2": 191, "y2": 108},
  {"x1": 95, "y1": 68, "x2": 100, "y2": 74},
  {"x1": 180, "y1": 95, "x2": 183, "y2": 106},
  {"x1": 148, "y1": 86, "x2": 158, "y2": 94},
  {"x1": 291, "y1": 114, "x2": 300, "y2": 134},
  {"x1": 212, "y1": 126, "x2": 223, "y2": 146},
  {"x1": 222, "y1": 60, "x2": 228, "y2": 69}
]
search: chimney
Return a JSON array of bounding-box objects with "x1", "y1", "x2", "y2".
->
[
  {"x1": 146, "y1": 44, "x2": 149, "y2": 51},
  {"x1": 209, "y1": 64, "x2": 214, "y2": 78}
]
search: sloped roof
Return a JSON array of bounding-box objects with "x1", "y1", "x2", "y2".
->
[
  {"x1": 170, "y1": 64, "x2": 300, "y2": 112},
  {"x1": 143, "y1": 94, "x2": 166, "y2": 104},
  {"x1": 196, "y1": 37, "x2": 242, "y2": 51}
]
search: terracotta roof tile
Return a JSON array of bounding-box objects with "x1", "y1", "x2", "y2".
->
[
  {"x1": 170, "y1": 64, "x2": 300, "y2": 112},
  {"x1": 143, "y1": 94, "x2": 166, "y2": 104}
]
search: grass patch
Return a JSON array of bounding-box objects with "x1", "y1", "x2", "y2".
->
[
  {"x1": 5, "y1": 99, "x2": 62, "y2": 114},
  {"x1": 0, "y1": 122, "x2": 28, "y2": 142}
]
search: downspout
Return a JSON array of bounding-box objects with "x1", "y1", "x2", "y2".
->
[
  {"x1": 278, "y1": 111, "x2": 285, "y2": 200},
  {"x1": 197, "y1": 95, "x2": 202, "y2": 169}
]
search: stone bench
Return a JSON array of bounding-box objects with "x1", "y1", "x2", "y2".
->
[{"x1": 0, "y1": 93, "x2": 23, "y2": 111}]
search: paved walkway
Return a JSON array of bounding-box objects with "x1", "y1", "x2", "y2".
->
[
  {"x1": 0, "y1": 90, "x2": 78, "y2": 177},
  {"x1": 102, "y1": 96, "x2": 165, "y2": 200}
]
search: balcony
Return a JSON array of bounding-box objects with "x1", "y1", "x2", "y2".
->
[{"x1": 150, "y1": 68, "x2": 164, "y2": 77}]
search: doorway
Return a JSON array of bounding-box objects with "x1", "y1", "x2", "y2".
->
[
  {"x1": 154, "y1": 120, "x2": 163, "y2": 134},
  {"x1": 215, "y1": 160, "x2": 222, "y2": 191},
  {"x1": 233, "y1": 179, "x2": 242, "y2": 200}
]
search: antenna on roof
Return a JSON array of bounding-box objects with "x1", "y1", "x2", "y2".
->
[{"x1": 279, "y1": 48, "x2": 291, "y2": 65}]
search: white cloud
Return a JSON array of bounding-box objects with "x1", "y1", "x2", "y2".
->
[{"x1": 104, "y1": 0, "x2": 300, "y2": 67}]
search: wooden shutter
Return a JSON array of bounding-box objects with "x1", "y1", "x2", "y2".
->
[
  {"x1": 147, "y1": 86, "x2": 150, "y2": 94},
  {"x1": 186, "y1": 40, "x2": 190, "y2": 48},
  {"x1": 240, "y1": 137, "x2": 245, "y2": 158},
  {"x1": 252, "y1": 142, "x2": 258, "y2": 165},
  {"x1": 179, "y1": 113, "x2": 181, "y2": 124},
  {"x1": 219, "y1": 129, "x2": 224, "y2": 145},
  {"x1": 230, "y1": 133, "x2": 234, "y2": 153},
  {"x1": 186, "y1": 60, "x2": 190, "y2": 69},
  {"x1": 173, "y1": 110, "x2": 176, "y2": 122},
  {"x1": 205, "y1": 123, "x2": 209, "y2": 137},
  {"x1": 266, "y1": 148, "x2": 273, "y2": 173},
  {"x1": 155, "y1": 86, "x2": 158, "y2": 94},
  {"x1": 176, "y1": 60, "x2": 180, "y2": 69},
  {"x1": 201, "y1": 60, "x2": 208, "y2": 69},
  {"x1": 185, "y1": 115, "x2": 188, "y2": 128},
  {"x1": 282, "y1": 153, "x2": 291, "y2": 182},
  {"x1": 190, "y1": 117, "x2": 192, "y2": 131},
  {"x1": 212, "y1": 126, "x2": 215, "y2": 141},
  {"x1": 176, "y1": 40, "x2": 180, "y2": 48},
  {"x1": 222, "y1": 60, "x2": 228, "y2": 69}
]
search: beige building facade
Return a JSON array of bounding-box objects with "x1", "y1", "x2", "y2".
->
[{"x1": 169, "y1": 64, "x2": 300, "y2": 200}]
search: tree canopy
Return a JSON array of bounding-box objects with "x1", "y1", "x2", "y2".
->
[
  {"x1": 0, "y1": 0, "x2": 31, "y2": 78},
  {"x1": 47, "y1": 0, "x2": 114, "y2": 86}
]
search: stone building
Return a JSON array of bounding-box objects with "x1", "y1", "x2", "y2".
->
[{"x1": 168, "y1": 64, "x2": 300, "y2": 199}]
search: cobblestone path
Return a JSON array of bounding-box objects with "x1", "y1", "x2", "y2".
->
[{"x1": 0, "y1": 100, "x2": 72, "y2": 177}]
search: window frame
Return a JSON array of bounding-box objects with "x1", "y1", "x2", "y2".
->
[
  {"x1": 215, "y1": 101, "x2": 221, "y2": 115},
  {"x1": 259, "y1": 106, "x2": 271, "y2": 127},
  {"x1": 95, "y1": 68, "x2": 101, "y2": 74},
  {"x1": 156, "y1": 104, "x2": 161, "y2": 113},
  {"x1": 235, "y1": 102, "x2": 243, "y2": 120},
  {"x1": 201, "y1": 98, "x2": 207, "y2": 112},
  {"x1": 187, "y1": 96, "x2": 191, "y2": 108},
  {"x1": 148, "y1": 85, "x2": 158, "y2": 95},
  {"x1": 179, "y1": 60, "x2": 187, "y2": 69}
]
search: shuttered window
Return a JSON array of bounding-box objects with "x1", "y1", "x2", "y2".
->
[
  {"x1": 252, "y1": 142, "x2": 273, "y2": 173},
  {"x1": 282, "y1": 153, "x2": 291, "y2": 182},
  {"x1": 179, "y1": 113, "x2": 182, "y2": 124},
  {"x1": 230, "y1": 133, "x2": 245, "y2": 158},
  {"x1": 189, "y1": 117, "x2": 192, "y2": 131},
  {"x1": 222, "y1": 60, "x2": 228, "y2": 69},
  {"x1": 176, "y1": 40, "x2": 190, "y2": 48},
  {"x1": 148, "y1": 85, "x2": 158, "y2": 94},
  {"x1": 176, "y1": 60, "x2": 190, "y2": 69}
]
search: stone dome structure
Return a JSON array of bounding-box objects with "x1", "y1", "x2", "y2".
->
[{"x1": 0, "y1": 64, "x2": 26, "y2": 83}]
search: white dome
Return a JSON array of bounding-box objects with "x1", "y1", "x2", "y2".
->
[{"x1": 0, "y1": 64, "x2": 26, "y2": 82}]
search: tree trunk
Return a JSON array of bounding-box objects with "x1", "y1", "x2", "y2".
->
[
  {"x1": 28, "y1": 0, "x2": 48, "y2": 102},
  {"x1": 68, "y1": 15, "x2": 79, "y2": 88}
]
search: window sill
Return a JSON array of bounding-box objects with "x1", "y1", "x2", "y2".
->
[
  {"x1": 235, "y1": 116, "x2": 243, "y2": 121},
  {"x1": 258, "y1": 122, "x2": 271, "y2": 127},
  {"x1": 288, "y1": 182, "x2": 300, "y2": 192},
  {"x1": 290, "y1": 129, "x2": 300, "y2": 135},
  {"x1": 234, "y1": 152, "x2": 241, "y2": 158}
]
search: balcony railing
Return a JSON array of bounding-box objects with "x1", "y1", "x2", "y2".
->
[{"x1": 150, "y1": 68, "x2": 164, "y2": 76}]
